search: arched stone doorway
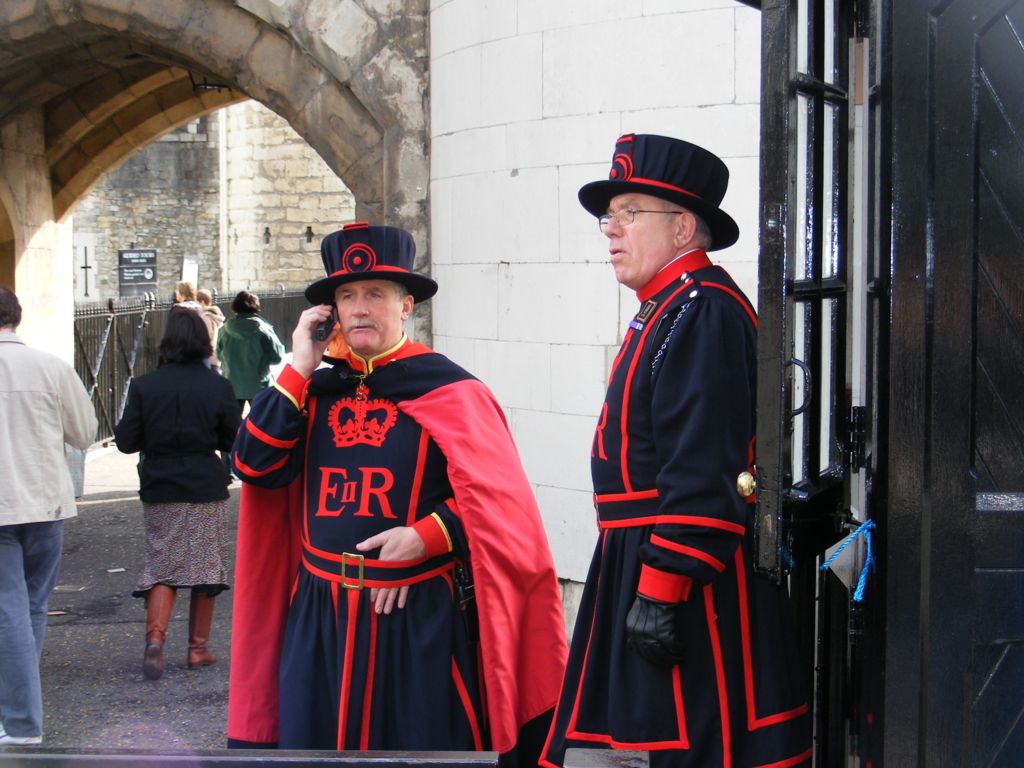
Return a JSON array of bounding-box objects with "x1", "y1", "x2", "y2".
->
[
  {"x1": 0, "y1": 0, "x2": 430, "y2": 343},
  {"x1": 0, "y1": 194, "x2": 14, "y2": 289}
]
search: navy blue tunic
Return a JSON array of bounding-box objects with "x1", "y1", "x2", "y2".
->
[
  {"x1": 542, "y1": 251, "x2": 811, "y2": 767},
  {"x1": 234, "y1": 348, "x2": 484, "y2": 751}
]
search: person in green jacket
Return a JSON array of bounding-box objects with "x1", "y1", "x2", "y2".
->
[{"x1": 216, "y1": 291, "x2": 285, "y2": 415}]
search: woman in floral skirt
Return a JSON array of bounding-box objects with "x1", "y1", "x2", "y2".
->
[{"x1": 114, "y1": 305, "x2": 241, "y2": 680}]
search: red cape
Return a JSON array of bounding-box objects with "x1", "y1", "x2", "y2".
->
[{"x1": 227, "y1": 370, "x2": 567, "y2": 753}]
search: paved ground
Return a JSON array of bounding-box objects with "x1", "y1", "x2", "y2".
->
[
  {"x1": 7, "y1": 352, "x2": 601, "y2": 763},
  {"x1": 11, "y1": 433, "x2": 630, "y2": 767},
  {"x1": 38, "y1": 444, "x2": 240, "y2": 751}
]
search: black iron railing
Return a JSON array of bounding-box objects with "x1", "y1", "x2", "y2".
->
[{"x1": 73, "y1": 290, "x2": 306, "y2": 442}]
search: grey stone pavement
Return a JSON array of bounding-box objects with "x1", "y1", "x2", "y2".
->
[{"x1": 36, "y1": 444, "x2": 240, "y2": 752}]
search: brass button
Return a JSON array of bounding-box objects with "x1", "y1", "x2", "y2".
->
[{"x1": 736, "y1": 471, "x2": 756, "y2": 498}]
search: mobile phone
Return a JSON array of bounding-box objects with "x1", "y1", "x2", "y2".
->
[{"x1": 312, "y1": 305, "x2": 338, "y2": 341}]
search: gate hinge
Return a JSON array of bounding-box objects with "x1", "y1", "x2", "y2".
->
[{"x1": 843, "y1": 406, "x2": 867, "y2": 470}]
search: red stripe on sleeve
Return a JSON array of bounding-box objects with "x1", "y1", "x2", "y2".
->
[
  {"x1": 637, "y1": 563, "x2": 693, "y2": 603},
  {"x1": 411, "y1": 513, "x2": 453, "y2": 557},
  {"x1": 703, "y1": 282, "x2": 758, "y2": 328},
  {"x1": 234, "y1": 453, "x2": 290, "y2": 478},
  {"x1": 650, "y1": 533, "x2": 727, "y2": 573},
  {"x1": 244, "y1": 418, "x2": 300, "y2": 449},
  {"x1": 274, "y1": 363, "x2": 311, "y2": 406}
]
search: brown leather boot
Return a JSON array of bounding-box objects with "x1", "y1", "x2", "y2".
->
[
  {"x1": 187, "y1": 589, "x2": 217, "y2": 669},
  {"x1": 143, "y1": 584, "x2": 176, "y2": 680}
]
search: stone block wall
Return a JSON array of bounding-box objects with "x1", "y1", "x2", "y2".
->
[
  {"x1": 222, "y1": 100, "x2": 356, "y2": 293},
  {"x1": 429, "y1": 0, "x2": 763, "y2": 584},
  {"x1": 73, "y1": 117, "x2": 220, "y2": 302},
  {"x1": 72, "y1": 101, "x2": 355, "y2": 302}
]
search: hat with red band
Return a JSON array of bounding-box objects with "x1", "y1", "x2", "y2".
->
[
  {"x1": 578, "y1": 133, "x2": 739, "y2": 251},
  {"x1": 305, "y1": 222, "x2": 438, "y2": 305}
]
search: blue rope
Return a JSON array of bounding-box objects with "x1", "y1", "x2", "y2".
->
[{"x1": 819, "y1": 519, "x2": 876, "y2": 603}]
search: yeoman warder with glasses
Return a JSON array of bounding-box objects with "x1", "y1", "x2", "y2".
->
[{"x1": 541, "y1": 134, "x2": 812, "y2": 768}]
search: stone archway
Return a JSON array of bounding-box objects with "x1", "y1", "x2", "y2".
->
[
  {"x1": 0, "y1": 195, "x2": 14, "y2": 289},
  {"x1": 0, "y1": 0, "x2": 430, "y2": 304},
  {"x1": 0, "y1": 172, "x2": 17, "y2": 290}
]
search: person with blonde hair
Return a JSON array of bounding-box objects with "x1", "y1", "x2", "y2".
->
[{"x1": 174, "y1": 281, "x2": 196, "y2": 303}]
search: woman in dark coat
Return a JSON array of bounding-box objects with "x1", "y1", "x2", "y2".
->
[{"x1": 114, "y1": 305, "x2": 241, "y2": 680}]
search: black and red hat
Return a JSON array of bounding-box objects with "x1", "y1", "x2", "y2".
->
[
  {"x1": 578, "y1": 133, "x2": 739, "y2": 251},
  {"x1": 305, "y1": 222, "x2": 438, "y2": 305}
]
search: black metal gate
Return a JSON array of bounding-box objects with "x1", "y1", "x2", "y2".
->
[
  {"x1": 755, "y1": 0, "x2": 883, "y2": 764},
  {"x1": 757, "y1": 0, "x2": 1024, "y2": 764},
  {"x1": 73, "y1": 292, "x2": 305, "y2": 442},
  {"x1": 73, "y1": 297, "x2": 160, "y2": 443}
]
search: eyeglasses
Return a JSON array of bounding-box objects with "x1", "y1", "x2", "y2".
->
[{"x1": 597, "y1": 208, "x2": 684, "y2": 232}]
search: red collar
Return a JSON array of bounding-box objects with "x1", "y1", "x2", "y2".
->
[
  {"x1": 637, "y1": 249, "x2": 712, "y2": 302},
  {"x1": 343, "y1": 336, "x2": 431, "y2": 374}
]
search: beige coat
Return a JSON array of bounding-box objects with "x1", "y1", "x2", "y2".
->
[
  {"x1": 201, "y1": 304, "x2": 225, "y2": 368},
  {"x1": 0, "y1": 331, "x2": 97, "y2": 525}
]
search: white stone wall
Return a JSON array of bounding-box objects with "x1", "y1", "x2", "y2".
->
[
  {"x1": 429, "y1": 0, "x2": 762, "y2": 584},
  {"x1": 221, "y1": 101, "x2": 356, "y2": 293}
]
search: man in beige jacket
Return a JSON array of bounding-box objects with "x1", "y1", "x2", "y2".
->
[{"x1": 0, "y1": 286, "x2": 97, "y2": 746}]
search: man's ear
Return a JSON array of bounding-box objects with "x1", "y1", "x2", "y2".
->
[
  {"x1": 673, "y1": 209, "x2": 698, "y2": 248},
  {"x1": 401, "y1": 294, "x2": 414, "y2": 321}
]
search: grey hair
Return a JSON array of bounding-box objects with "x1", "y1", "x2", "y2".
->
[{"x1": 691, "y1": 214, "x2": 713, "y2": 249}]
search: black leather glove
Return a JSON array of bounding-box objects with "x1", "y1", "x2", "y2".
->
[{"x1": 625, "y1": 594, "x2": 685, "y2": 667}]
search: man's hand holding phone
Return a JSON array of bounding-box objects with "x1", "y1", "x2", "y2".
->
[
  {"x1": 291, "y1": 304, "x2": 336, "y2": 379},
  {"x1": 313, "y1": 305, "x2": 338, "y2": 342}
]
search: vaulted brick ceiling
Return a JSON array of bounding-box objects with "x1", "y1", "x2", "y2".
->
[{"x1": 0, "y1": 29, "x2": 245, "y2": 220}]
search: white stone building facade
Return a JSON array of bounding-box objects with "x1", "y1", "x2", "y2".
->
[{"x1": 428, "y1": 0, "x2": 762, "y2": 593}]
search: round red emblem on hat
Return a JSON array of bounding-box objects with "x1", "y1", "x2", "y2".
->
[{"x1": 342, "y1": 243, "x2": 377, "y2": 273}]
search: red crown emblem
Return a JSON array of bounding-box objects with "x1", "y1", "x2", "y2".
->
[{"x1": 327, "y1": 395, "x2": 398, "y2": 448}]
